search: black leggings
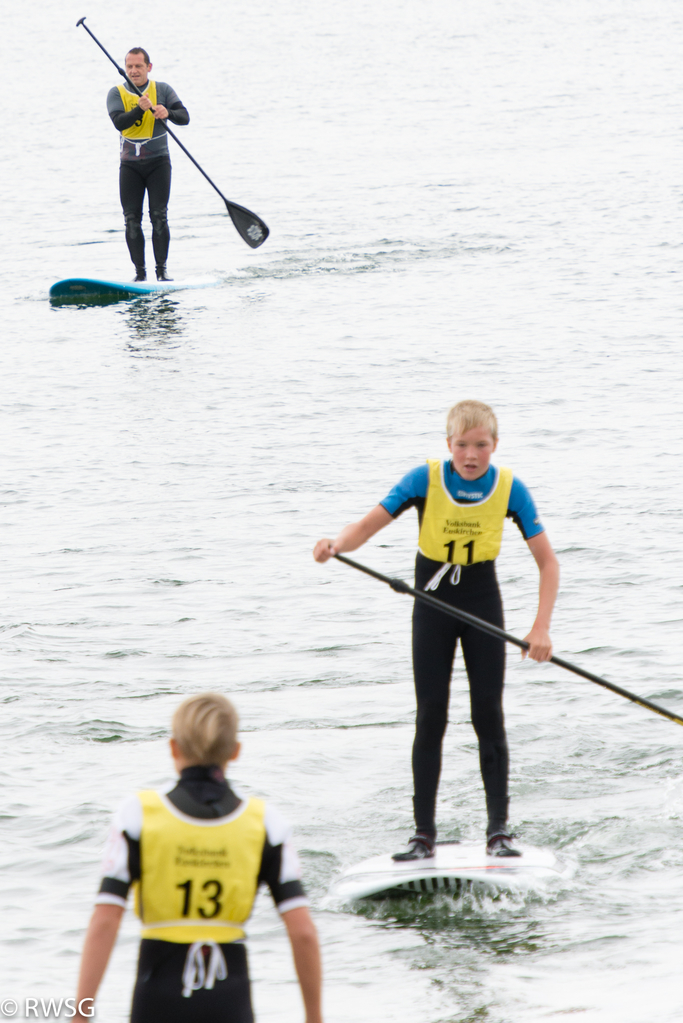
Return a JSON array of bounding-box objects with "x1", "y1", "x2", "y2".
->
[
  {"x1": 130, "y1": 939, "x2": 253, "y2": 1023},
  {"x1": 412, "y1": 554, "x2": 508, "y2": 839},
  {"x1": 119, "y1": 158, "x2": 172, "y2": 269}
]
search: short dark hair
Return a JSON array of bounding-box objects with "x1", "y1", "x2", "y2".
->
[{"x1": 126, "y1": 47, "x2": 151, "y2": 64}]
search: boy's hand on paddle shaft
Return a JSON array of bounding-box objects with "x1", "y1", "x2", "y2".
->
[
  {"x1": 522, "y1": 625, "x2": 552, "y2": 662},
  {"x1": 313, "y1": 508, "x2": 392, "y2": 564},
  {"x1": 313, "y1": 539, "x2": 337, "y2": 563}
]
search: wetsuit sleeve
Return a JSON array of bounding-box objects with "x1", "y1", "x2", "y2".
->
[
  {"x1": 109, "y1": 107, "x2": 145, "y2": 131},
  {"x1": 95, "y1": 794, "x2": 142, "y2": 908},
  {"x1": 106, "y1": 83, "x2": 189, "y2": 130},
  {"x1": 106, "y1": 86, "x2": 142, "y2": 131},
  {"x1": 380, "y1": 464, "x2": 429, "y2": 519},
  {"x1": 157, "y1": 82, "x2": 190, "y2": 125},
  {"x1": 507, "y1": 476, "x2": 544, "y2": 540},
  {"x1": 258, "y1": 804, "x2": 308, "y2": 914}
]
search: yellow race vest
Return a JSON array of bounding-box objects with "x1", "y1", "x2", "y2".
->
[
  {"x1": 134, "y1": 789, "x2": 266, "y2": 943},
  {"x1": 117, "y1": 80, "x2": 157, "y2": 140},
  {"x1": 417, "y1": 460, "x2": 513, "y2": 565}
]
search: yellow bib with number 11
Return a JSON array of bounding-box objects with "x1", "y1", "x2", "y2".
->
[{"x1": 417, "y1": 460, "x2": 512, "y2": 565}]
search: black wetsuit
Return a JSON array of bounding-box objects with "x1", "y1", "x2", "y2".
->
[
  {"x1": 107, "y1": 81, "x2": 189, "y2": 271},
  {"x1": 380, "y1": 462, "x2": 545, "y2": 840},
  {"x1": 132, "y1": 942, "x2": 253, "y2": 1023},
  {"x1": 118, "y1": 158, "x2": 173, "y2": 269},
  {"x1": 412, "y1": 554, "x2": 507, "y2": 840},
  {"x1": 98, "y1": 767, "x2": 305, "y2": 1023}
]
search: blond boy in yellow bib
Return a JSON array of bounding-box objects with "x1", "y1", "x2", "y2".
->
[
  {"x1": 314, "y1": 401, "x2": 559, "y2": 860},
  {"x1": 75, "y1": 694, "x2": 323, "y2": 1023}
]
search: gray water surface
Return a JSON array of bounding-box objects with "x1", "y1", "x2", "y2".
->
[{"x1": 2, "y1": 1, "x2": 683, "y2": 1020}]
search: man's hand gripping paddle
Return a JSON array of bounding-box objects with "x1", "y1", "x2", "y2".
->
[{"x1": 77, "y1": 17, "x2": 269, "y2": 249}]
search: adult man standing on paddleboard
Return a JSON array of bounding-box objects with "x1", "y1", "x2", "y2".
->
[
  {"x1": 107, "y1": 48, "x2": 189, "y2": 282},
  {"x1": 314, "y1": 401, "x2": 560, "y2": 860}
]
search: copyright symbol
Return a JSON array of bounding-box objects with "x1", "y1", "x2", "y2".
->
[{"x1": 0, "y1": 1001, "x2": 18, "y2": 1017}]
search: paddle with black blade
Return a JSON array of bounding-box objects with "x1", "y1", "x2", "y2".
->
[
  {"x1": 77, "y1": 17, "x2": 269, "y2": 248},
  {"x1": 334, "y1": 552, "x2": 683, "y2": 728}
]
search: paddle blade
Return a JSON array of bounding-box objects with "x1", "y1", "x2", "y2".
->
[{"x1": 224, "y1": 199, "x2": 269, "y2": 248}]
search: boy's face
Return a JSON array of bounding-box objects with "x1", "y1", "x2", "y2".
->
[{"x1": 447, "y1": 426, "x2": 497, "y2": 480}]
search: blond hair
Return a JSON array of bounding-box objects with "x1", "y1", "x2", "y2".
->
[
  {"x1": 172, "y1": 693, "x2": 239, "y2": 765},
  {"x1": 446, "y1": 400, "x2": 498, "y2": 441}
]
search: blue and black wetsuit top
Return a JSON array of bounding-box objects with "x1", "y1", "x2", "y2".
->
[{"x1": 380, "y1": 461, "x2": 544, "y2": 541}]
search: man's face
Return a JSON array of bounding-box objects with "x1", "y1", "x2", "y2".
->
[{"x1": 125, "y1": 52, "x2": 152, "y2": 88}]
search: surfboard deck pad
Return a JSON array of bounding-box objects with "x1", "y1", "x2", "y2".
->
[
  {"x1": 333, "y1": 841, "x2": 573, "y2": 900},
  {"x1": 49, "y1": 277, "x2": 221, "y2": 305}
]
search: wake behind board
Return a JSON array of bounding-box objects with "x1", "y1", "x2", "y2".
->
[
  {"x1": 334, "y1": 842, "x2": 573, "y2": 900},
  {"x1": 49, "y1": 277, "x2": 221, "y2": 306}
]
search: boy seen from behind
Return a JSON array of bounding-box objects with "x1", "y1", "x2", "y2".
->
[{"x1": 76, "y1": 693, "x2": 323, "y2": 1023}]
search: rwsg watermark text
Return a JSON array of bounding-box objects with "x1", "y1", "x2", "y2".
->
[{"x1": 0, "y1": 998, "x2": 94, "y2": 1018}]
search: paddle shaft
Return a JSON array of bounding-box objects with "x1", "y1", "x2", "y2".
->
[
  {"x1": 76, "y1": 18, "x2": 268, "y2": 247},
  {"x1": 334, "y1": 553, "x2": 683, "y2": 728}
]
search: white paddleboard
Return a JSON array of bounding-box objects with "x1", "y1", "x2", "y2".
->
[{"x1": 333, "y1": 842, "x2": 573, "y2": 900}]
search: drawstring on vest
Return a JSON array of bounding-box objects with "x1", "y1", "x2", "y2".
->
[
  {"x1": 182, "y1": 941, "x2": 228, "y2": 998},
  {"x1": 120, "y1": 135, "x2": 153, "y2": 158},
  {"x1": 424, "y1": 563, "x2": 461, "y2": 591}
]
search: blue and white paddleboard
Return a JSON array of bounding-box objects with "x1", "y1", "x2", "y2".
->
[
  {"x1": 333, "y1": 842, "x2": 573, "y2": 900},
  {"x1": 49, "y1": 276, "x2": 221, "y2": 304}
]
